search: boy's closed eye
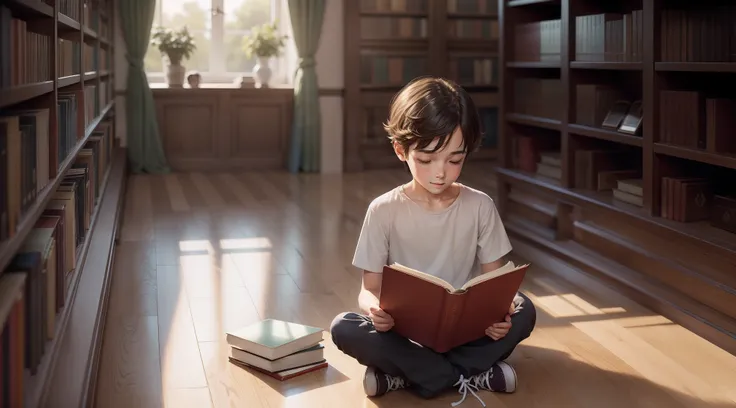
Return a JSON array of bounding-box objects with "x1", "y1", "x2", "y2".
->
[{"x1": 415, "y1": 157, "x2": 464, "y2": 165}]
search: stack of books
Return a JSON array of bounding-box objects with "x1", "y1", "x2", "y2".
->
[{"x1": 226, "y1": 319, "x2": 328, "y2": 381}]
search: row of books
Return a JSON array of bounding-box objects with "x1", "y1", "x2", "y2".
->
[
  {"x1": 0, "y1": 10, "x2": 54, "y2": 89},
  {"x1": 0, "y1": 3, "x2": 111, "y2": 90},
  {"x1": 513, "y1": 19, "x2": 562, "y2": 63},
  {"x1": 226, "y1": 319, "x2": 328, "y2": 381},
  {"x1": 358, "y1": 17, "x2": 498, "y2": 41},
  {"x1": 660, "y1": 91, "x2": 736, "y2": 155},
  {"x1": 360, "y1": 0, "x2": 498, "y2": 14},
  {"x1": 82, "y1": 0, "x2": 112, "y2": 39},
  {"x1": 575, "y1": 11, "x2": 644, "y2": 63},
  {"x1": 448, "y1": 0, "x2": 497, "y2": 15},
  {"x1": 58, "y1": 38, "x2": 83, "y2": 79},
  {"x1": 57, "y1": 0, "x2": 83, "y2": 23},
  {"x1": 447, "y1": 20, "x2": 498, "y2": 40},
  {"x1": 661, "y1": 7, "x2": 736, "y2": 63},
  {"x1": 0, "y1": 120, "x2": 113, "y2": 405},
  {"x1": 360, "y1": 0, "x2": 428, "y2": 14},
  {"x1": 0, "y1": 82, "x2": 111, "y2": 241},
  {"x1": 540, "y1": 155, "x2": 736, "y2": 233},
  {"x1": 660, "y1": 177, "x2": 736, "y2": 235},
  {"x1": 529, "y1": 149, "x2": 644, "y2": 207},
  {"x1": 448, "y1": 57, "x2": 498, "y2": 87},
  {"x1": 360, "y1": 17, "x2": 428, "y2": 40},
  {"x1": 518, "y1": 143, "x2": 736, "y2": 233},
  {"x1": 359, "y1": 55, "x2": 427, "y2": 87}
]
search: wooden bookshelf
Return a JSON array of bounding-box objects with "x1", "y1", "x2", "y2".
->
[
  {"x1": 498, "y1": 0, "x2": 736, "y2": 356},
  {"x1": 344, "y1": 0, "x2": 501, "y2": 171},
  {"x1": 0, "y1": 0, "x2": 125, "y2": 407}
]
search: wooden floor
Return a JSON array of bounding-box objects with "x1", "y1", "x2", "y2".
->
[{"x1": 93, "y1": 163, "x2": 736, "y2": 408}]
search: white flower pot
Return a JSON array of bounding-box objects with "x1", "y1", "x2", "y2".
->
[
  {"x1": 253, "y1": 57, "x2": 272, "y2": 88},
  {"x1": 166, "y1": 62, "x2": 186, "y2": 88}
]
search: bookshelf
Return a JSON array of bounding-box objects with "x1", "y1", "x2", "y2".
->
[
  {"x1": 344, "y1": 0, "x2": 501, "y2": 171},
  {"x1": 497, "y1": 0, "x2": 736, "y2": 356},
  {"x1": 0, "y1": 0, "x2": 126, "y2": 407}
]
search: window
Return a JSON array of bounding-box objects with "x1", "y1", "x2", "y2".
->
[{"x1": 145, "y1": 0, "x2": 296, "y2": 84}]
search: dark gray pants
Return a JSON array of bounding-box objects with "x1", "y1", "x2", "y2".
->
[{"x1": 330, "y1": 293, "x2": 537, "y2": 398}]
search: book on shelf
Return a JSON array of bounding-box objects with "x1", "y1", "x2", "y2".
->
[
  {"x1": 575, "y1": 84, "x2": 625, "y2": 128},
  {"x1": 612, "y1": 179, "x2": 643, "y2": 207},
  {"x1": 574, "y1": 149, "x2": 639, "y2": 190},
  {"x1": 226, "y1": 319, "x2": 328, "y2": 381},
  {"x1": 711, "y1": 195, "x2": 736, "y2": 234},
  {"x1": 661, "y1": 177, "x2": 712, "y2": 222},
  {"x1": 536, "y1": 152, "x2": 562, "y2": 182},
  {"x1": 597, "y1": 169, "x2": 640, "y2": 191},
  {"x1": 618, "y1": 100, "x2": 642, "y2": 135},
  {"x1": 601, "y1": 101, "x2": 632, "y2": 130},
  {"x1": 379, "y1": 261, "x2": 529, "y2": 353},
  {"x1": 705, "y1": 98, "x2": 736, "y2": 155},
  {"x1": 659, "y1": 90, "x2": 706, "y2": 149},
  {"x1": 513, "y1": 19, "x2": 562, "y2": 62}
]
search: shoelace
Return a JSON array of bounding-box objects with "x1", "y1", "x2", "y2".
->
[
  {"x1": 470, "y1": 370, "x2": 493, "y2": 391},
  {"x1": 385, "y1": 374, "x2": 407, "y2": 392},
  {"x1": 452, "y1": 375, "x2": 486, "y2": 407}
]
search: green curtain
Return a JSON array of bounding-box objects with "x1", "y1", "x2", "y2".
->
[
  {"x1": 118, "y1": 0, "x2": 170, "y2": 174},
  {"x1": 287, "y1": 0, "x2": 326, "y2": 173}
]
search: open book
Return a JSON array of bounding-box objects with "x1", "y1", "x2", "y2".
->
[{"x1": 379, "y1": 261, "x2": 529, "y2": 353}]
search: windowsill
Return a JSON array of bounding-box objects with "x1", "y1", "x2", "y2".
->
[{"x1": 149, "y1": 83, "x2": 294, "y2": 90}]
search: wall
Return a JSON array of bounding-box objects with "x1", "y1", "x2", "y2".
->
[{"x1": 113, "y1": 0, "x2": 345, "y2": 173}]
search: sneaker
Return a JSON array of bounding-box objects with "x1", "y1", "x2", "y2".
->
[
  {"x1": 363, "y1": 366, "x2": 408, "y2": 397},
  {"x1": 470, "y1": 361, "x2": 517, "y2": 393},
  {"x1": 452, "y1": 362, "x2": 517, "y2": 407}
]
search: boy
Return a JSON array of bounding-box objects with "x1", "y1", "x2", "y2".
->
[{"x1": 330, "y1": 77, "x2": 537, "y2": 406}]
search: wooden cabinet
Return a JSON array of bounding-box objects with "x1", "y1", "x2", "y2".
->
[{"x1": 152, "y1": 86, "x2": 293, "y2": 171}]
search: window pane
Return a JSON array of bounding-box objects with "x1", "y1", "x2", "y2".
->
[
  {"x1": 145, "y1": 0, "x2": 212, "y2": 73},
  {"x1": 146, "y1": 29, "x2": 210, "y2": 73},
  {"x1": 225, "y1": 31, "x2": 256, "y2": 72},
  {"x1": 163, "y1": 0, "x2": 211, "y2": 30},
  {"x1": 224, "y1": 0, "x2": 273, "y2": 72}
]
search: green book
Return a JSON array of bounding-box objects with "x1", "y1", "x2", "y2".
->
[{"x1": 226, "y1": 319, "x2": 324, "y2": 360}]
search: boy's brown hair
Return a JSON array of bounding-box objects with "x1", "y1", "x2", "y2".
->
[{"x1": 383, "y1": 76, "x2": 482, "y2": 155}]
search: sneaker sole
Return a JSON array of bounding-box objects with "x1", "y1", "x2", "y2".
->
[
  {"x1": 363, "y1": 367, "x2": 379, "y2": 396},
  {"x1": 497, "y1": 361, "x2": 517, "y2": 393}
]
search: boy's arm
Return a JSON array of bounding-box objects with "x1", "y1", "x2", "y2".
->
[
  {"x1": 358, "y1": 271, "x2": 382, "y2": 315},
  {"x1": 480, "y1": 259, "x2": 505, "y2": 274}
]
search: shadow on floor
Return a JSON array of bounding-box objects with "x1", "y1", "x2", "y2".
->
[{"x1": 364, "y1": 344, "x2": 733, "y2": 408}]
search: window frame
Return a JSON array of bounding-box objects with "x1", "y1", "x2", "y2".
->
[{"x1": 146, "y1": 0, "x2": 294, "y2": 85}]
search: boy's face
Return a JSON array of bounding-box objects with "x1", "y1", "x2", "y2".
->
[{"x1": 394, "y1": 127, "x2": 467, "y2": 195}]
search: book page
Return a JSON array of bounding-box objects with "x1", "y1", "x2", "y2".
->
[
  {"x1": 388, "y1": 263, "x2": 456, "y2": 292},
  {"x1": 460, "y1": 261, "x2": 529, "y2": 291}
]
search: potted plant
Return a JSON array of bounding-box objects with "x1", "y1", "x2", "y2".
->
[
  {"x1": 242, "y1": 22, "x2": 288, "y2": 88},
  {"x1": 151, "y1": 26, "x2": 196, "y2": 88}
]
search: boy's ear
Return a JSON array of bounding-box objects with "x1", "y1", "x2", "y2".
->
[{"x1": 393, "y1": 141, "x2": 407, "y2": 161}]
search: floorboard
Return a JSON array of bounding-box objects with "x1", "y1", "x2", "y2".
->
[{"x1": 94, "y1": 163, "x2": 736, "y2": 408}]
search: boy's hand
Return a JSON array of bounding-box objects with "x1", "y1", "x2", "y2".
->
[
  {"x1": 485, "y1": 302, "x2": 515, "y2": 340},
  {"x1": 369, "y1": 306, "x2": 395, "y2": 332}
]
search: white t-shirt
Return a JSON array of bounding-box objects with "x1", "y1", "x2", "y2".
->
[{"x1": 352, "y1": 183, "x2": 513, "y2": 289}]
